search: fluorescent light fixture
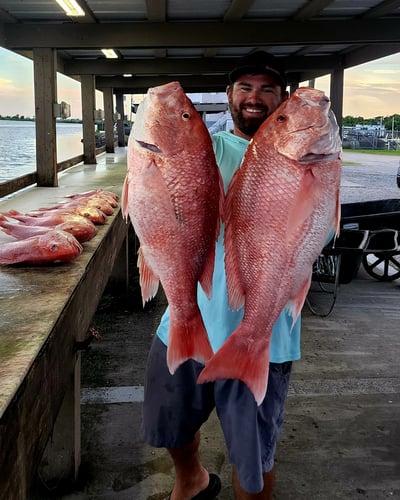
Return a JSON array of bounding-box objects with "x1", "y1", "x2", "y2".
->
[
  {"x1": 101, "y1": 49, "x2": 118, "y2": 59},
  {"x1": 56, "y1": 0, "x2": 85, "y2": 16},
  {"x1": 123, "y1": 74, "x2": 133, "y2": 77}
]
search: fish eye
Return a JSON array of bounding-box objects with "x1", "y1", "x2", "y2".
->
[
  {"x1": 182, "y1": 112, "x2": 190, "y2": 120},
  {"x1": 277, "y1": 115, "x2": 286, "y2": 122}
]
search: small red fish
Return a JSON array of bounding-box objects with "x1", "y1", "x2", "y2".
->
[
  {"x1": 0, "y1": 216, "x2": 98, "y2": 243},
  {"x1": 3, "y1": 207, "x2": 106, "y2": 225},
  {"x1": 35, "y1": 197, "x2": 115, "y2": 216},
  {"x1": 0, "y1": 229, "x2": 83, "y2": 265},
  {"x1": 64, "y1": 189, "x2": 119, "y2": 207}
]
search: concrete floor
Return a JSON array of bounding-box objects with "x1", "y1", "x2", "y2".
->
[
  {"x1": 29, "y1": 150, "x2": 400, "y2": 500},
  {"x1": 29, "y1": 264, "x2": 400, "y2": 500}
]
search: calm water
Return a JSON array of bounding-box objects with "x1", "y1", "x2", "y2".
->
[{"x1": 0, "y1": 120, "x2": 84, "y2": 182}]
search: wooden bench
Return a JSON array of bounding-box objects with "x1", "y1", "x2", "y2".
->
[{"x1": 0, "y1": 152, "x2": 129, "y2": 498}]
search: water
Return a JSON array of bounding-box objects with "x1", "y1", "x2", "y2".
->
[{"x1": 0, "y1": 120, "x2": 83, "y2": 182}]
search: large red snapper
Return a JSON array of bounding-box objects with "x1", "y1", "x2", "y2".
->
[
  {"x1": 122, "y1": 82, "x2": 224, "y2": 373},
  {"x1": 198, "y1": 87, "x2": 342, "y2": 405}
]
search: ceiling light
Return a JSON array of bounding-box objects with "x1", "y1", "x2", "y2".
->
[
  {"x1": 101, "y1": 49, "x2": 118, "y2": 59},
  {"x1": 123, "y1": 74, "x2": 133, "y2": 77},
  {"x1": 56, "y1": 0, "x2": 85, "y2": 16}
]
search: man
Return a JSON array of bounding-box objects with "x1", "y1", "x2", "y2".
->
[{"x1": 143, "y1": 51, "x2": 299, "y2": 500}]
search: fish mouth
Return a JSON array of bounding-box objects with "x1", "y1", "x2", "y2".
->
[
  {"x1": 299, "y1": 152, "x2": 341, "y2": 163},
  {"x1": 136, "y1": 140, "x2": 162, "y2": 154}
]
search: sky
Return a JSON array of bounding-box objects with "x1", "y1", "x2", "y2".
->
[{"x1": 0, "y1": 47, "x2": 399, "y2": 120}]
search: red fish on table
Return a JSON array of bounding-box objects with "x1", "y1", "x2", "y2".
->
[
  {"x1": 122, "y1": 81, "x2": 224, "y2": 373},
  {"x1": 64, "y1": 189, "x2": 119, "y2": 207},
  {"x1": 0, "y1": 215, "x2": 98, "y2": 243},
  {"x1": 0, "y1": 229, "x2": 83, "y2": 265},
  {"x1": 3, "y1": 207, "x2": 107, "y2": 225},
  {"x1": 198, "y1": 87, "x2": 342, "y2": 405},
  {"x1": 34, "y1": 196, "x2": 115, "y2": 216}
]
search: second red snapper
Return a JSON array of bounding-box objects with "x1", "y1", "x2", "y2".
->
[
  {"x1": 122, "y1": 81, "x2": 224, "y2": 373},
  {"x1": 198, "y1": 87, "x2": 342, "y2": 405}
]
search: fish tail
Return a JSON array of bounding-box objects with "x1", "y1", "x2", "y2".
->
[
  {"x1": 197, "y1": 331, "x2": 270, "y2": 406},
  {"x1": 167, "y1": 310, "x2": 213, "y2": 374},
  {"x1": 0, "y1": 226, "x2": 12, "y2": 237}
]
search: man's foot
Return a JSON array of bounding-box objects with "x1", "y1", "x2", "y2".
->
[{"x1": 166, "y1": 473, "x2": 221, "y2": 500}]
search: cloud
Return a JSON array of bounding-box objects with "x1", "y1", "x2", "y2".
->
[
  {"x1": 373, "y1": 69, "x2": 400, "y2": 75},
  {"x1": 0, "y1": 77, "x2": 18, "y2": 93},
  {"x1": 0, "y1": 77, "x2": 35, "y2": 116}
]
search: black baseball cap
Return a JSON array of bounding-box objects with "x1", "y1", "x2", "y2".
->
[{"x1": 228, "y1": 51, "x2": 287, "y2": 89}]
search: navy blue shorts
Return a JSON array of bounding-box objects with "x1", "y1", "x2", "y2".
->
[{"x1": 142, "y1": 336, "x2": 292, "y2": 494}]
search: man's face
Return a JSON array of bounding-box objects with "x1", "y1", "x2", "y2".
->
[{"x1": 227, "y1": 74, "x2": 287, "y2": 139}]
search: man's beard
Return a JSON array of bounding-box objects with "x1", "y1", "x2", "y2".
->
[{"x1": 229, "y1": 101, "x2": 269, "y2": 137}]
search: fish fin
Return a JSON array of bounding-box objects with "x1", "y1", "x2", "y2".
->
[
  {"x1": 0, "y1": 227, "x2": 13, "y2": 237},
  {"x1": 3, "y1": 210, "x2": 21, "y2": 216},
  {"x1": 137, "y1": 247, "x2": 159, "y2": 306},
  {"x1": 218, "y1": 167, "x2": 225, "y2": 224},
  {"x1": 223, "y1": 170, "x2": 245, "y2": 310},
  {"x1": 121, "y1": 176, "x2": 130, "y2": 221},
  {"x1": 334, "y1": 187, "x2": 341, "y2": 238},
  {"x1": 286, "y1": 274, "x2": 312, "y2": 329},
  {"x1": 197, "y1": 330, "x2": 270, "y2": 405},
  {"x1": 224, "y1": 224, "x2": 245, "y2": 309},
  {"x1": 286, "y1": 170, "x2": 317, "y2": 235},
  {"x1": 198, "y1": 168, "x2": 225, "y2": 299},
  {"x1": 167, "y1": 308, "x2": 213, "y2": 373},
  {"x1": 199, "y1": 245, "x2": 215, "y2": 299}
]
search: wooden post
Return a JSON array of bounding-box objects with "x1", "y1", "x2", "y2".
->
[
  {"x1": 81, "y1": 74, "x2": 97, "y2": 164},
  {"x1": 33, "y1": 47, "x2": 58, "y2": 187},
  {"x1": 115, "y1": 93, "x2": 125, "y2": 147},
  {"x1": 37, "y1": 358, "x2": 81, "y2": 487},
  {"x1": 330, "y1": 65, "x2": 344, "y2": 135},
  {"x1": 103, "y1": 88, "x2": 115, "y2": 153}
]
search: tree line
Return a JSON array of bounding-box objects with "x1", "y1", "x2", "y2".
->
[
  {"x1": 1, "y1": 113, "x2": 399, "y2": 129},
  {"x1": 343, "y1": 114, "x2": 400, "y2": 130},
  {"x1": 0, "y1": 114, "x2": 82, "y2": 123}
]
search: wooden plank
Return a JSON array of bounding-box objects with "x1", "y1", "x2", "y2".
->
[
  {"x1": 0, "y1": 172, "x2": 37, "y2": 197},
  {"x1": 0, "y1": 150, "x2": 104, "y2": 198}
]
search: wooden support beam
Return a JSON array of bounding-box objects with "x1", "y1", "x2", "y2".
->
[
  {"x1": 115, "y1": 94, "x2": 125, "y2": 148},
  {"x1": 33, "y1": 47, "x2": 58, "y2": 187},
  {"x1": 330, "y1": 65, "x2": 344, "y2": 134},
  {"x1": 81, "y1": 75, "x2": 97, "y2": 164},
  {"x1": 103, "y1": 88, "x2": 115, "y2": 154}
]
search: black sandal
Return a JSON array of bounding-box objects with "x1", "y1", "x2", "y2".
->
[{"x1": 166, "y1": 473, "x2": 221, "y2": 500}]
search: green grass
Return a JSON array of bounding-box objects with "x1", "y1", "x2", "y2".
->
[{"x1": 342, "y1": 161, "x2": 361, "y2": 166}]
